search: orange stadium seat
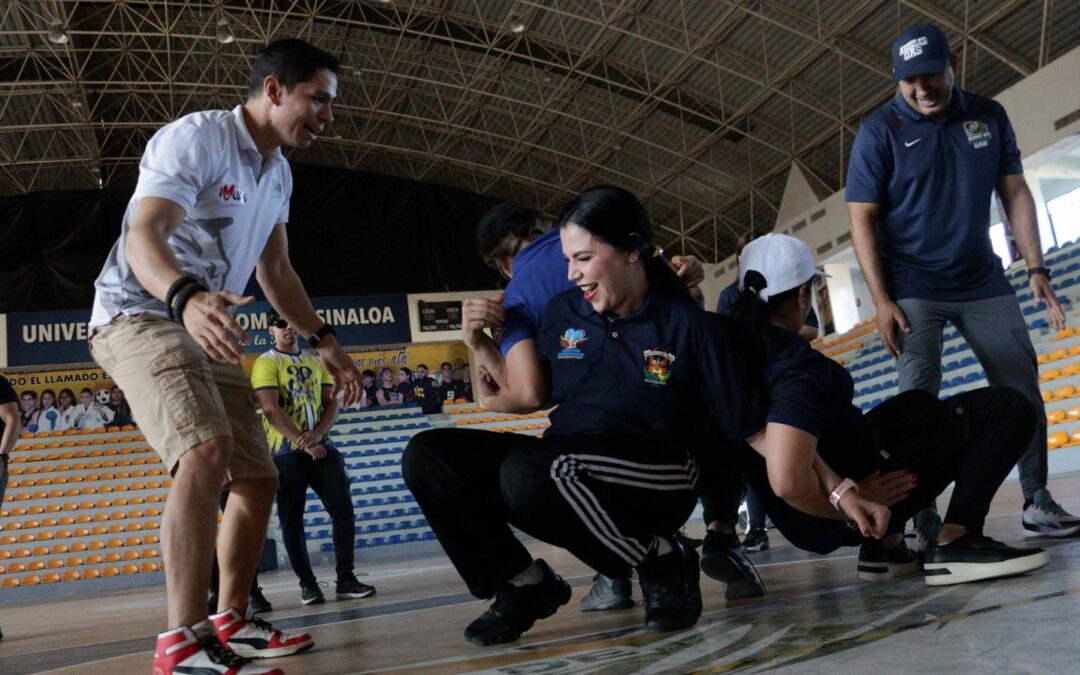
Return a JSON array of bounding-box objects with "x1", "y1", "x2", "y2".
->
[
  {"x1": 1055, "y1": 385, "x2": 1076, "y2": 400},
  {"x1": 63, "y1": 570, "x2": 81, "y2": 581},
  {"x1": 86, "y1": 554, "x2": 103, "y2": 565},
  {"x1": 1048, "y1": 409, "x2": 1066, "y2": 424},
  {"x1": 66, "y1": 556, "x2": 84, "y2": 567},
  {"x1": 1, "y1": 578, "x2": 19, "y2": 588},
  {"x1": 83, "y1": 568, "x2": 100, "y2": 579},
  {"x1": 140, "y1": 561, "x2": 159, "y2": 573},
  {"x1": 21, "y1": 575, "x2": 40, "y2": 585},
  {"x1": 1049, "y1": 431, "x2": 1069, "y2": 449}
]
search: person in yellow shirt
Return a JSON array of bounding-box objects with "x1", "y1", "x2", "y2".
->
[{"x1": 251, "y1": 310, "x2": 376, "y2": 605}]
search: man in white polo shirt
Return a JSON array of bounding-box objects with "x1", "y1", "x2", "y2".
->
[{"x1": 88, "y1": 38, "x2": 363, "y2": 675}]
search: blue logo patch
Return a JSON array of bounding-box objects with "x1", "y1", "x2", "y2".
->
[{"x1": 558, "y1": 328, "x2": 589, "y2": 360}]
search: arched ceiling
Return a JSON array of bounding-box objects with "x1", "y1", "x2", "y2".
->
[{"x1": 2, "y1": 0, "x2": 1078, "y2": 261}]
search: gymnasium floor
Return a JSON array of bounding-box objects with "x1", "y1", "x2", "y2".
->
[{"x1": 4, "y1": 475, "x2": 1079, "y2": 674}]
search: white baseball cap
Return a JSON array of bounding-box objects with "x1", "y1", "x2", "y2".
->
[{"x1": 738, "y1": 233, "x2": 826, "y2": 302}]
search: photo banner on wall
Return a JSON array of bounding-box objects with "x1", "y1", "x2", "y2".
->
[{"x1": 5, "y1": 294, "x2": 413, "y2": 368}]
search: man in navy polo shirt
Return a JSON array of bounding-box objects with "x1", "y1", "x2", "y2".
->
[{"x1": 846, "y1": 23, "x2": 1078, "y2": 536}]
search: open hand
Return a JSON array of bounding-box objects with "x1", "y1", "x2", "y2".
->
[{"x1": 181, "y1": 291, "x2": 254, "y2": 364}]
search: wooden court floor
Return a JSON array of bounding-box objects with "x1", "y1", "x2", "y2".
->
[{"x1": 3, "y1": 475, "x2": 1080, "y2": 674}]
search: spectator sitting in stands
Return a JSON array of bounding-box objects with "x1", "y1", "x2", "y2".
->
[
  {"x1": 19, "y1": 390, "x2": 38, "y2": 429},
  {"x1": 33, "y1": 388, "x2": 61, "y2": 433},
  {"x1": 56, "y1": 388, "x2": 77, "y2": 431},
  {"x1": 437, "y1": 362, "x2": 463, "y2": 403},
  {"x1": 411, "y1": 364, "x2": 441, "y2": 414},
  {"x1": 106, "y1": 385, "x2": 134, "y2": 428},
  {"x1": 376, "y1": 367, "x2": 403, "y2": 406},
  {"x1": 396, "y1": 367, "x2": 414, "y2": 404},
  {"x1": 361, "y1": 369, "x2": 377, "y2": 408},
  {"x1": 74, "y1": 387, "x2": 114, "y2": 429},
  {"x1": 460, "y1": 364, "x2": 473, "y2": 403}
]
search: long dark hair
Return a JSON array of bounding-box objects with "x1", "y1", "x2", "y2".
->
[
  {"x1": 731, "y1": 270, "x2": 805, "y2": 360},
  {"x1": 556, "y1": 185, "x2": 687, "y2": 299}
]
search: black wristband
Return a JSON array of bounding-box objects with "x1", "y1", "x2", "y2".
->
[
  {"x1": 1028, "y1": 266, "x2": 1052, "y2": 280},
  {"x1": 171, "y1": 281, "x2": 207, "y2": 326},
  {"x1": 165, "y1": 275, "x2": 199, "y2": 318},
  {"x1": 307, "y1": 323, "x2": 337, "y2": 348}
]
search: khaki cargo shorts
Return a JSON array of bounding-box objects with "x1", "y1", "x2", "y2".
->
[{"x1": 89, "y1": 313, "x2": 276, "y2": 482}]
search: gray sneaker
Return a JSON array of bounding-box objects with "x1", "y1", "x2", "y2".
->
[
  {"x1": 580, "y1": 573, "x2": 634, "y2": 611},
  {"x1": 1022, "y1": 488, "x2": 1080, "y2": 537}
]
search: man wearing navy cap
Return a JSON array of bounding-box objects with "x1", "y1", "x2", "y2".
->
[{"x1": 846, "y1": 23, "x2": 1078, "y2": 536}]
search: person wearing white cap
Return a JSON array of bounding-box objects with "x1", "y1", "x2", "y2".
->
[
  {"x1": 846, "y1": 22, "x2": 1077, "y2": 537},
  {"x1": 723, "y1": 233, "x2": 1050, "y2": 586}
]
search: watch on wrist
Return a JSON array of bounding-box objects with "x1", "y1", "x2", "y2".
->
[
  {"x1": 307, "y1": 322, "x2": 337, "y2": 348},
  {"x1": 1027, "y1": 266, "x2": 1051, "y2": 280},
  {"x1": 829, "y1": 478, "x2": 859, "y2": 510}
]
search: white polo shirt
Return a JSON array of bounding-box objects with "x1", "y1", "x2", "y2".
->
[{"x1": 90, "y1": 105, "x2": 293, "y2": 326}]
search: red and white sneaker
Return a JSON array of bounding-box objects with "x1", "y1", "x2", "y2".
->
[
  {"x1": 211, "y1": 607, "x2": 314, "y2": 659},
  {"x1": 152, "y1": 620, "x2": 283, "y2": 675}
]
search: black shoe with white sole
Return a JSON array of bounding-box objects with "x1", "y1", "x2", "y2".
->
[
  {"x1": 924, "y1": 533, "x2": 1050, "y2": 586},
  {"x1": 300, "y1": 582, "x2": 326, "y2": 606},
  {"x1": 857, "y1": 537, "x2": 921, "y2": 581},
  {"x1": 336, "y1": 574, "x2": 377, "y2": 599},
  {"x1": 463, "y1": 559, "x2": 571, "y2": 646}
]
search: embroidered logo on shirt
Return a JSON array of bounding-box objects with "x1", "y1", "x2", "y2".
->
[
  {"x1": 557, "y1": 328, "x2": 589, "y2": 360},
  {"x1": 643, "y1": 349, "x2": 676, "y2": 385},
  {"x1": 898, "y1": 36, "x2": 929, "y2": 61},
  {"x1": 962, "y1": 121, "x2": 991, "y2": 149},
  {"x1": 904, "y1": 138, "x2": 922, "y2": 148},
  {"x1": 219, "y1": 183, "x2": 248, "y2": 203},
  {"x1": 271, "y1": 179, "x2": 284, "y2": 202}
]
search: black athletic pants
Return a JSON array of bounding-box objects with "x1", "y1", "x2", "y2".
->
[
  {"x1": 274, "y1": 451, "x2": 357, "y2": 586},
  {"x1": 402, "y1": 428, "x2": 699, "y2": 599},
  {"x1": 705, "y1": 387, "x2": 1036, "y2": 554}
]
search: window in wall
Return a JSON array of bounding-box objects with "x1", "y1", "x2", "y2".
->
[
  {"x1": 989, "y1": 222, "x2": 1010, "y2": 269},
  {"x1": 1048, "y1": 186, "x2": 1080, "y2": 248}
]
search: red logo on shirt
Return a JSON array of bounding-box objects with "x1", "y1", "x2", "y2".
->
[{"x1": 219, "y1": 184, "x2": 248, "y2": 203}]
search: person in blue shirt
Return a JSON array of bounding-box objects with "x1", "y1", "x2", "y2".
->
[
  {"x1": 846, "y1": 23, "x2": 1078, "y2": 537},
  {"x1": 463, "y1": 202, "x2": 759, "y2": 611},
  {"x1": 403, "y1": 186, "x2": 778, "y2": 646},
  {"x1": 714, "y1": 228, "x2": 820, "y2": 556},
  {"x1": 726, "y1": 233, "x2": 1049, "y2": 586}
]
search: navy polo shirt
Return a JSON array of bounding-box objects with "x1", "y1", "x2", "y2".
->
[
  {"x1": 715, "y1": 280, "x2": 818, "y2": 328},
  {"x1": 500, "y1": 228, "x2": 574, "y2": 357},
  {"x1": 537, "y1": 287, "x2": 766, "y2": 446},
  {"x1": 763, "y1": 327, "x2": 877, "y2": 454},
  {"x1": 845, "y1": 88, "x2": 1022, "y2": 301}
]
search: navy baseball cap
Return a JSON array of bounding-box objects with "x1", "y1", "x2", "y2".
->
[{"x1": 892, "y1": 23, "x2": 951, "y2": 83}]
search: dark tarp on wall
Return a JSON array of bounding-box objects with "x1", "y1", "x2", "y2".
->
[{"x1": 0, "y1": 163, "x2": 504, "y2": 313}]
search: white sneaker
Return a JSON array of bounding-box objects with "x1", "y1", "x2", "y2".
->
[
  {"x1": 211, "y1": 607, "x2": 314, "y2": 659},
  {"x1": 1022, "y1": 488, "x2": 1080, "y2": 538},
  {"x1": 152, "y1": 620, "x2": 282, "y2": 674}
]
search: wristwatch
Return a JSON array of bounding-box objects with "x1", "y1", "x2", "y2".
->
[
  {"x1": 1027, "y1": 266, "x2": 1052, "y2": 280},
  {"x1": 829, "y1": 478, "x2": 859, "y2": 510},
  {"x1": 307, "y1": 323, "x2": 337, "y2": 348}
]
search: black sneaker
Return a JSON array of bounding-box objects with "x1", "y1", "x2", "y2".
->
[
  {"x1": 248, "y1": 586, "x2": 273, "y2": 615},
  {"x1": 924, "y1": 532, "x2": 1050, "y2": 586},
  {"x1": 742, "y1": 528, "x2": 770, "y2": 552},
  {"x1": 699, "y1": 530, "x2": 766, "y2": 599},
  {"x1": 463, "y1": 559, "x2": 571, "y2": 646},
  {"x1": 637, "y1": 537, "x2": 702, "y2": 632},
  {"x1": 300, "y1": 581, "x2": 326, "y2": 606},
  {"x1": 857, "y1": 537, "x2": 921, "y2": 581},
  {"x1": 336, "y1": 574, "x2": 377, "y2": 599}
]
